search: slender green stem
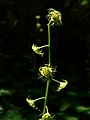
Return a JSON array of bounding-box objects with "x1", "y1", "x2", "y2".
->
[
  {"x1": 34, "y1": 97, "x2": 45, "y2": 102},
  {"x1": 48, "y1": 24, "x2": 51, "y2": 64},
  {"x1": 45, "y1": 106, "x2": 48, "y2": 113},
  {"x1": 39, "y1": 45, "x2": 49, "y2": 49},
  {"x1": 43, "y1": 24, "x2": 51, "y2": 114},
  {"x1": 52, "y1": 79, "x2": 60, "y2": 84},
  {"x1": 43, "y1": 80, "x2": 50, "y2": 114}
]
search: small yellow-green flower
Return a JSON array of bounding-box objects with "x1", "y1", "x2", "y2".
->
[
  {"x1": 26, "y1": 97, "x2": 45, "y2": 109},
  {"x1": 39, "y1": 106, "x2": 53, "y2": 120},
  {"x1": 57, "y1": 80, "x2": 68, "y2": 91},
  {"x1": 39, "y1": 64, "x2": 56, "y2": 79},
  {"x1": 39, "y1": 113, "x2": 53, "y2": 120},
  {"x1": 32, "y1": 44, "x2": 49, "y2": 57},
  {"x1": 26, "y1": 98, "x2": 35, "y2": 108},
  {"x1": 46, "y1": 8, "x2": 62, "y2": 26},
  {"x1": 32, "y1": 44, "x2": 44, "y2": 57}
]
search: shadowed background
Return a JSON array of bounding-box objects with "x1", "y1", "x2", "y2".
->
[{"x1": 0, "y1": 0, "x2": 90, "y2": 120}]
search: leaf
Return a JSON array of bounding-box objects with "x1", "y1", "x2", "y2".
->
[
  {"x1": 1, "y1": 110, "x2": 23, "y2": 120},
  {"x1": 64, "y1": 116, "x2": 78, "y2": 120},
  {"x1": 0, "y1": 89, "x2": 14, "y2": 96},
  {"x1": 75, "y1": 106, "x2": 90, "y2": 112},
  {"x1": 0, "y1": 106, "x2": 4, "y2": 113}
]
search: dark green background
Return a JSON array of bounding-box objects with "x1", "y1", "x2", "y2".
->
[{"x1": 0, "y1": 0, "x2": 90, "y2": 120}]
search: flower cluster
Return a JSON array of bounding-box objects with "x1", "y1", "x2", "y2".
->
[
  {"x1": 46, "y1": 8, "x2": 62, "y2": 26},
  {"x1": 38, "y1": 64, "x2": 56, "y2": 80}
]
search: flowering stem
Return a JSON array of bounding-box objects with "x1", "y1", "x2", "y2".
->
[{"x1": 43, "y1": 24, "x2": 51, "y2": 115}]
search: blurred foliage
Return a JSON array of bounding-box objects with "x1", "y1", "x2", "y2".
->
[
  {"x1": 0, "y1": 0, "x2": 90, "y2": 120},
  {"x1": 0, "y1": 89, "x2": 14, "y2": 96}
]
